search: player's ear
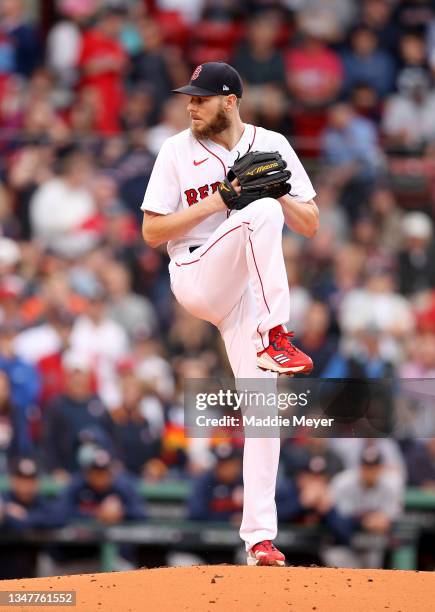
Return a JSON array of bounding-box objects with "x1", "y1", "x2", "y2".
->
[{"x1": 224, "y1": 94, "x2": 238, "y2": 112}]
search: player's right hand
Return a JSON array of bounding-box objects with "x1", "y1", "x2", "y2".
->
[{"x1": 213, "y1": 179, "x2": 241, "y2": 211}]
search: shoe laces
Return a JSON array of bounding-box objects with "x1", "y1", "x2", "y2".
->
[
  {"x1": 254, "y1": 540, "x2": 276, "y2": 552},
  {"x1": 271, "y1": 329, "x2": 297, "y2": 355}
]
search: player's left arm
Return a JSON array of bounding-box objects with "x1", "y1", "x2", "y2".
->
[
  {"x1": 274, "y1": 133, "x2": 319, "y2": 237},
  {"x1": 278, "y1": 195, "x2": 319, "y2": 238}
]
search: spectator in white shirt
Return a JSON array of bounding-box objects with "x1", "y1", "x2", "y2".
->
[
  {"x1": 70, "y1": 280, "x2": 129, "y2": 409},
  {"x1": 382, "y1": 68, "x2": 435, "y2": 153},
  {"x1": 30, "y1": 150, "x2": 101, "y2": 259}
]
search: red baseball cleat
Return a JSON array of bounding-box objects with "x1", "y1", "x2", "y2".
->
[
  {"x1": 257, "y1": 325, "x2": 313, "y2": 375},
  {"x1": 247, "y1": 540, "x2": 286, "y2": 566}
]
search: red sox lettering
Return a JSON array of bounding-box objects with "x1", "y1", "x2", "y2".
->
[{"x1": 184, "y1": 182, "x2": 222, "y2": 206}]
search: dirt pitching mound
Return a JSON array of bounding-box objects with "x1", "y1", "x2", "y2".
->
[{"x1": 2, "y1": 565, "x2": 435, "y2": 611}]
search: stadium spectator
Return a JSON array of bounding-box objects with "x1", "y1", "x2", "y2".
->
[
  {"x1": 382, "y1": 68, "x2": 435, "y2": 153},
  {"x1": 314, "y1": 181, "x2": 349, "y2": 244},
  {"x1": 399, "y1": 332, "x2": 435, "y2": 437},
  {"x1": 129, "y1": 18, "x2": 175, "y2": 122},
  {"x1": 36, "y1": 306, "x2": 75, "y2": 408},
  {"x1": 321, "y1": 102, "x2": 385, "y2": 220},
  {"x1": 282, "y1": 235, "x2": 312, "y2": 335},
  {"x1": 285, "y1": 14, "x2": 344, "y2": 108},
  {"x1": 0, "y1": 187, "x2": 20, "y2": 239},
  {"x1": 0, "y1": 456, "x2": 65, "y2": 579},
  {"x1": 188, "y1": 443, "x2": 244, "y2": 523},
  {"x1": 0, "y1": 274, "x2": 25, "y2": 327},
  {"x1": 168, "y1": 302, "x2": 220, "y2": 361},
  {"x1": 0, "y1": 370, "x2": 33, "y2": 471},
  {"x1": 98, "y1": 132, "x2": 156, "y2": 222},
  {"x1": 146, "y1": 96, "x2": 191, "y2": 156},
  {"x1": 120, "y1": 86, "x2": 154, "y2": 133},
  {"x1": 398, "y1": 212, "x2": 435, "y2": 296},
  {"x1": 0, "y1": 236, "x2": 21, "y2": 274},
  {"x1": 401, "y1": 331, "x2": 435, "y2": 378},
  {"x1": 338, "y1": 261, "x2": 414, "y2": 351},
  {"x1": 29, "y1": 149, "x2": 101, "y2": 259},
  {"x1": 293, "y1": 301, "x2": 338, "y2": 377},
  {"x1": 69, "y1": 278, "x2": 130, "y2": 407},
  {"x1": 50, "y1": 445, "x2": 146, "y2": 573},
  {"x1": 131, "y1": 329, "x2": 175, "y2": 404},
  {"x1": 294, "y1": 1, "x2": 358, "y2": 43},
  {"x1": 397, "y1": 31, "x2": 430, "y2": 75},
  {"x1": 368, "y1": 185, "x2": 404, "y2": 253},
  {"x1": 329, "y1": 446, "x2": 404, "y2": 568},
  {"x1": 329, "y1": 439, "x2": 407, "y2": 483},
  {"x1": 401, "y1": 438, "x2": 435, "y2": 488},
  {"x1": 232, "y1": 13, "x2": 286, "y2": 88},
  {"x1": 102, "y1": 260, "x2": 158, "y2": 338},
  {"x1": 1, "y1": 0, "x2": 41, "y2": 78},
  {"x1": 277, "y1": 454, "x2": 355, "y2": 546},
  {"x1": 341, "y1": 26, "x2": 396, "y2": 98},
  {"x1": 46, "y1": 0, "x2": 97, "y2": 93},
  {"x1": 359, "y1": 0, "x2": 399, "y2": 52},
  {"x1": 281, "y1": 438, "x2": 344, "y2": 481},
  {"x1": 78, "y1": 5, "x2": 128, "y2": 134},
  {"x1": 54, "y1": 445, "x2": 146, "y2": 523},
  {"x1": 392, "y1": 0, "x2": 434, "y2": 38},
  {"x1": 0, "y1": 320, "x2": 41, "y2": 413},
  {"x1": 110, "y1": 371, "x2": 163, "y2": 479},
  {"x1": 42, "y1": 349, "x2": 113, "y2": 478},
  {"x1": 349, "y1": 82, "x2": 383, "y2": 125}
]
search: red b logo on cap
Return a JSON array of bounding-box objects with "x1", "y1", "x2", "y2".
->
[{"x1": 191, "y1": 65, "x2": 202, "y2": 81}]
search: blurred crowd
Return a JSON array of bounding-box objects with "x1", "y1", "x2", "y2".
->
[{"x1": 1, "y1": 0, "x2": 435, "y2": 575}]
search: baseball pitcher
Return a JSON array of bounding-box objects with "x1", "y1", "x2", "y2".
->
[{"x1": 141, "y1": 62, "x2": 318, "y2": 566}]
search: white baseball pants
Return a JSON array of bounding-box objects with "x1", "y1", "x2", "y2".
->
[{"x1": 169, "y1": 198, "x2": 290, "y2": 549}]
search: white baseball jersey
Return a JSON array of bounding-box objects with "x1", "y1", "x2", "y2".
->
[{"x1": 141, "y1": 124, "x2": 316, "y2": 259}]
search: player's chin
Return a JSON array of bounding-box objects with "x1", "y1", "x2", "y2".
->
[{"x1": 191, "y1": 122, "x2": 208, "y2": 138}]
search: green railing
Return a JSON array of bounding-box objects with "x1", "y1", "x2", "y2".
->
[{"x1": 1, "y1": 476, "x2": 434, "y2": 571}]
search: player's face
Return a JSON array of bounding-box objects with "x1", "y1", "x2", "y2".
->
[{"x1": 187, "y1": 95, "x2": 230, "y2": 139}]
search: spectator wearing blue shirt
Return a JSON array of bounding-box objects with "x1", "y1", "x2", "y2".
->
[
  {"x1": 321, "y1": 326, "x2": 395, "y2": 379},
  {"x1": 322, "y1": 102, "x2": 385, "y2": 220},
  {"x1": 276, "y1": 454, "x2": 355, "y2": 546},
  {"x1": 0, "y1": 322, "x2": 41, "y2": 416},
  {"x1": 49, "y1": 446, "x2": 146, "y2": 572},
  {"x1": 0, "y1": 369, "x2": 33, "y2": 470},
  {"x1": 1, "y1": 0, "x2": 42, "y2": 77},
  {"x1": 341, "y1": 26, "x2": 396, "y2": 98},
  {"x1": 0, "y1": 457, "x2": 64, "y2": 579},
  {"x1": 109, "y1": 373, "x2": 162, "y2": 478},
  {"x1": 188, "y1": 443, "x2": 244, "y2": 523},
  {"x1": 54, "y1": 446, "x2": 147, "y2": 524},
  {"x1": 42, "y1": 350, "x2": 114, "y2": 479}
]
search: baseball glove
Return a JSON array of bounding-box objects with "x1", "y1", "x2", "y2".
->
[{"x1": 218, "y1": 150, "x2": 291, "y2": 211}]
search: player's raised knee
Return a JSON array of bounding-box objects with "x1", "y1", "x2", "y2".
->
[{"x1": 252, "y1": 197, "x2": 284, "y2": 223}]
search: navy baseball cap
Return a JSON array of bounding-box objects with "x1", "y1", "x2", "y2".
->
[{"x1": 173, "y1": 62, "x2": 243, "y2": 98}]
